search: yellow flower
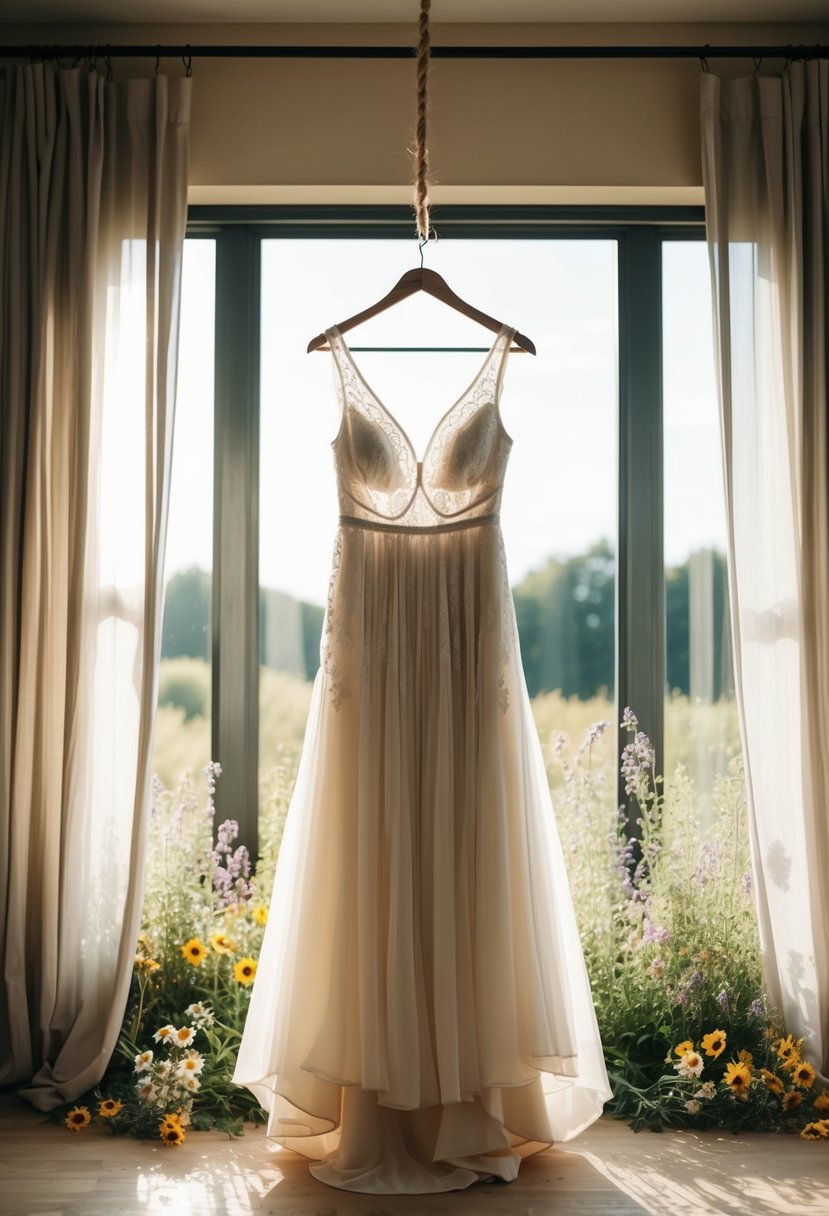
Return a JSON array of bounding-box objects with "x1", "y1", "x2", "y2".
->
[
  {"x1": 159, "y1": 1113, "x2": 182, "y2": 1132},
  {"x1": 233, "y1": 957, "x2": 258, "y2": 986},
  {"x1": 760, "y1": 1068, "x2": 784, "y2": 1094},
  {"x1": 211, "y1": 932, "x2": 236, "y2": 955},
  {"x1": 252, "y1": 904, "x2": 269, "y2": 927},
  {"x1": 813, "y1": 1091, "x2": 829, "y2": 1113},
  {"x1": 722, "y1": 1061, "x2": 751, "y2": 1099},
  {"x1": 181, "y1": 938, "x2": 207, "y2": 967},
  {"x1": 775, "y1": 1034, "x2": 800, "y2": 1063},
  {"x1": 793, "y1": 1060, "x2": 817, "y2": 1089},
  {"x1": 781, "y1": 1052, "x2": 801, "y2": 1073},
  {"x1": 65, "y1": 1106, "x2": 91, "y2": 1131},
  {"x1": 737, "y1": 1049, "x2": 754, "y2": 1068},
  {"x1": 701, "y1": 1030, "x2": 727, "y2": 1059},
  {"x1": 801, "y1": 1121, "x2": 829, "y2": 1140},
  {"x1": 674, "y1": 1040, "x2": 694, "y2": 1057},
  {"x1": 160, "y1": 1122, "x2": 185, "y2": 1147},
  {"x1": 98, "y1": 1098, "x2": 123, "y2": 1119},
  {"x1": 135, "y1": 955, "x2": 161, "y2": 973},
  {"x1": 782, "y1": 1090, "x2": 803, "y2": 1111}
]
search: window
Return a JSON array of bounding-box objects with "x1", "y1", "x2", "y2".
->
[
  {"x1": 153, "y1": 238, "x2": 216, "y2": 788},
  {"x1": 158, "y1": 207, "x2": 740, "y2": 856}
]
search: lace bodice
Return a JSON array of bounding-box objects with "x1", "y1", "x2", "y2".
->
[{"x1": 328, "y1": 322, "x2": 515, "y2": 530}]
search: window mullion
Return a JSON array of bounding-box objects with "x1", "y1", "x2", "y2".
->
[
  {"x1": 212, "y1": 226, "x2": 261, "y2": 857},
  {"x1": 616, "y1": 227, "x2": 664, "y2": 834}
]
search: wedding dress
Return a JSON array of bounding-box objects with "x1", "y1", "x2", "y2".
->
[{"x1": 233, "y1": 322, "x2": 612, "y2": 1193}]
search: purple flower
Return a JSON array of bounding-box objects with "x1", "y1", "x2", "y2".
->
[
  {"x1": 621, "y1": 706, "x2": 638, "y2": 730},
  {"x1": 748, "y1": 998, "x2": 765, "y2": 1019},
  {"x1": 643, "y1": 919, "x2": 670, "y2": 945},
  {"x1": 580, "y1": 720, "x2": 609, "y2": 751},
  {"x1": 688, "y1": 969, "x2": 704, "y2": 988},
  {"x1": 742, "y1": 870, "x2": 753, "y2": 895},
  {"x1": 676, "y1": 991, "x2": 688, "y2": 1005},
  {"x1": 717, "y1": 990, "x2": 730, "y2": 1011}
]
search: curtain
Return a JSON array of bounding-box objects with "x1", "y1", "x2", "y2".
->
[
  {"x1": 701, "y1": 61, "x2": 829, "y2": 1074},
  {"x1": 0, "y1": 63, "x2": 190, "y2": 1107}
]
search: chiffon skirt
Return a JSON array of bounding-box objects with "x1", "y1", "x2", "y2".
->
[{"x1": 233, "y1": 521, "x2": 612, "y2": 1193}]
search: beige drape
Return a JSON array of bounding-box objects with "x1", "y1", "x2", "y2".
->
[
  {"x1": 701, "y1": 61, "x2": 829, "y2": 1074},
  {"x1": 0, "y1": 64, "x2": 190, "y2": 1107}
]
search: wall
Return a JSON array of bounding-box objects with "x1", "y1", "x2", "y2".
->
[{"x1": 2, "y1": 21, "x2": 828, "y2": 204}]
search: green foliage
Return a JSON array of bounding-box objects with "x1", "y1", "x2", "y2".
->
[
  {"x1": 161, "y1": 567, "x2": 211, "y2": 661},
  {"x1": 157, "y1": 656, "x2": 210, "y2": 721}
]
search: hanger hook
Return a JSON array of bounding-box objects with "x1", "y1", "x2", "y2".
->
[{"x1": 418, "y1": 236, "x2": 427, "y2": 269}]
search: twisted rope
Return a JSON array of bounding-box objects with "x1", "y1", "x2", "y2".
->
[{"x1": 413, "y1": 0, "x2": 431, "y2": 242}]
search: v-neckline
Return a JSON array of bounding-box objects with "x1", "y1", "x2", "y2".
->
[{"x1": 329, "y1": 322, "x2": 508, "y2": 467}]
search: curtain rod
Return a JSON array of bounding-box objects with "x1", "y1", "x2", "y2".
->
[{"x1": 1, "y1": 43, "x2": 828, "y2": 62}]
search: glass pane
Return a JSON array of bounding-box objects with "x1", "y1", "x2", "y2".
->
[
  {"x1": 152, "y1": 238, "x2": 216, "y2": 787},
  {"x1": 663, "y1": 241, "x2": 740, "y2": 828},
  {"x1": 258, "y1": 238, "x2": 617, "y2": 842}
]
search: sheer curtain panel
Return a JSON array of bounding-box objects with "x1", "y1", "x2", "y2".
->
[
  {"x1": 701, "y1": 61, "x2": 829, "y2": 1075},
  {"x1": 0, "y1": 63, "x2": 190, "y2": 1107}
]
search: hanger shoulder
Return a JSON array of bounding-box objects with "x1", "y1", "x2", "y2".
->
[
  {"x1": 308, "y1": 266, "x2": 536, "y2": 355},
  {"x1": 306, "y1": 269, "x2": 422, "y2": 352}
]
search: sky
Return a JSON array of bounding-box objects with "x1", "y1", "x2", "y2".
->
[{"x1": 165, "y1": 236, "x2": 726, "y2": 608}]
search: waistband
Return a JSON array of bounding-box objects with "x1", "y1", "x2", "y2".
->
[{"x1": 338, "y1": 512, "x2": 500, "y2": 536}]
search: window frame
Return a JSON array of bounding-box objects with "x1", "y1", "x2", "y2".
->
[{"x1": 185, "y1": 204, "x2": 707, "y2": 857}]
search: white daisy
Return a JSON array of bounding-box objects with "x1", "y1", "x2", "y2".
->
[
  {"x1": 173, "y1": 1026, "x2": 196, "y2": 1048},
  {"x1": 136, "y1": 1077, "x2": 158, "y2": 1102},
  {"x1": 153, "y1": 1025, "x2": 176, "y2": 1044},
  {"x1": 685, "y1": 1099, "x2": 701, "y2": 1114},
  {"x1": 182, "y1": 1075, "x2": 201, "y2": 1093},
  {"x1": 134, "y1": 1050, "x2": 153, "y2": 1073},
  {"x1": 674, "y1": 1051, "x2": 704, "y2": 1079}
]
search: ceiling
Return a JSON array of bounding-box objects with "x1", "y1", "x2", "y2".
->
[{"x1": 2, "y1": 0, "x2": 828, "y2": 23}]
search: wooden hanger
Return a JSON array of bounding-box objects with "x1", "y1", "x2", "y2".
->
[{"x1": 306, "y1": 266, "x2": 536, "y2": 355}]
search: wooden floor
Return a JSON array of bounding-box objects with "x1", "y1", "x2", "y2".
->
[{"x1": 3, "y1": 1096, "x2": 829, "y2": 1216}]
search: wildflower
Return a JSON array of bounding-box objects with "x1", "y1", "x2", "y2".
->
[
  {"x1": 234, "y1": 957, "x2": 258, "y2": 985},
  {"x1": 741, "y1": 870, "x2": 753, "y2": 894},
  {"x1": 134, "y1": 956, "x2": 161, "y2": 972},
  {"x1": 98, "y1": 1099, "x2": 123, "y2": 1119},
  {"x1": 172, "y1": 1026, "x2": 196, "y2": 1049},
  {"x1": 153, "y1": 1025, "x2": 175, "y2": 1044},
  {"x1": 181, "y1": 938, "x2": 207, "y2": 967},
  {"x1": 748, "y1": 998, "x2": 765, "y2": 1019},
  {"x1": 675, "y1": 1052, "x2": 704, "y2": 1079},
  {"x1": 716, "y1": 991, "x2": 729, "y2": 1011},
  {"x1": 676, "y1": 992, "x2": 688, "y2": 1006},
  {"x1": 813, "y1": 1092, "x2": 829, "y2": 1113},
  {"x1": 581, "y1": 720, "x2": 609, "y2": 751},
  {"x1": 211, "y1": 931, "x2": 236, "y2": 955},
  {"x1": 648, "y1": 957, "x2": 666, "y2": 980},
  {"x1": 553, "y1": 731, "x2": 567, "y2": 757},
  {"x1": 695, "y1": 1081, "x2": 717, "y2": 1100},
  {"x1": 159, "y1": 1113, "x2": 182, "y2": 1132},
  {"x1": 176, "y1": 1054, "x2": 204, "y2": 1078},
  {"x1": 701, "y1": 1030, "x2": 727, "y2": 1059},
  {"x1": 801, "y1": 1121, "x2": 829, "y2": 1140},
  {"x1": 160, "y1": 1123, "x2": 185, "y2": 1147},
  {"x1": 136, "y1": 1078, "x2": 159, "y2": 1102},
  {"x1": 155, "y1": 1060, "x2": 172, "y2": 1081},
  {"x1": 184, "y1": 1001, "x2": 215, "y2": 1028},
  {"x1": 643, "y1": 920, "x2": 670, "y2": 945},
  {"x1": 674, "y1": 1040, "x2": 694, "y2": 1058},
  {"x1": 64, "y1": 1106, "x2": 91, "y2": 1131},
  {"x1": 182, "y1": 1075, "x2": 201, "y2": 1093},
  {"x1": 252, "y1": 905, "x2": 269, "y2": 927},
  {"x1": 685, "y1": 1099, "x2": 701, "y2": 1114},
  {"x1": 621, "y1": 707, "x2": 638, "y2": 729},
  {"x1": 723, "y1": 1061, "x2": 751, "y2": 1099},
  {"x1": 134, "y1": 1050, "x2": 154, "y2": 1073},
  {"x1": 760, "y1": 1070, "x2": 784, "y2": 1095},
  {"x1": 793, "y1": 1061, "x2": 817, "y2": 1089},
  {"x1": 783, "y1": 1090, "x2": 803, "y2": 1112},
  {"x1": 738, "y1": 1049, "x2": 754, "y2": 1068},
  {"x1": 696, "y1": 950, "x2": 710, "y2": 962},
  {"x1": 775, "y1": 1034, "x2": 800, "y2": 1064}
]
